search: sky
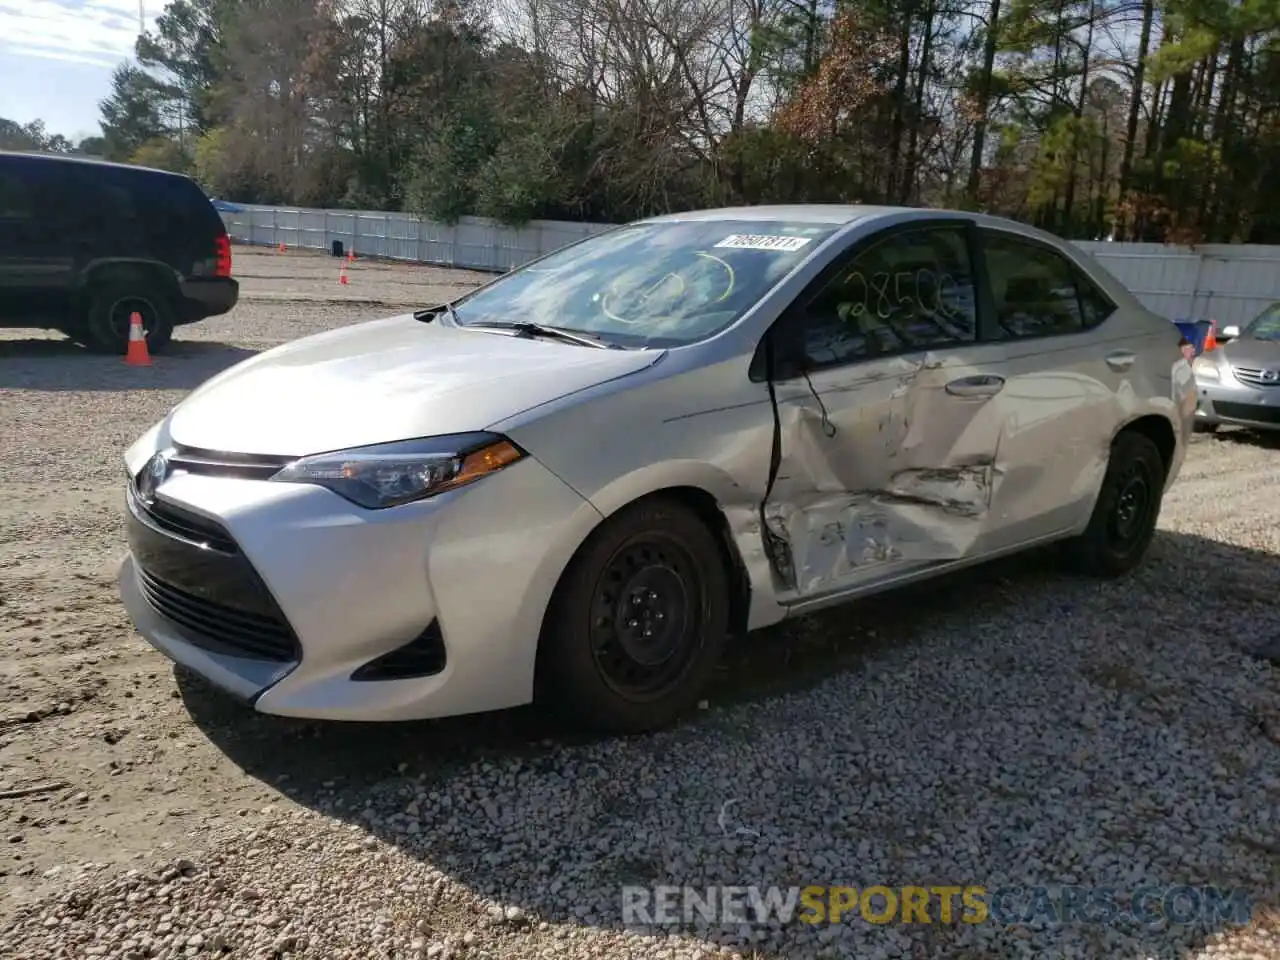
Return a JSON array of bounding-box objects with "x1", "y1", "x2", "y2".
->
[{"x1": 0, "y1": 0, "x2": 163, "y2": 142}]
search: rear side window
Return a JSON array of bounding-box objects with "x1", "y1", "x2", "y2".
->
[
  {"x1": 102, "y1": 183, "x2": 139, "y2": 221},
  {"x1": 158, "y1": 175, "x2": 224, "y2": 236},
  {"x1": 982, "y1": 231, "x2": 1115, "y2": 340}
]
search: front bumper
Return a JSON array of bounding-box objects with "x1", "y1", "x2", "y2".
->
[
  {"x1": 118, "y1": 454, "x2": 602, "y2": 721},
  {"x1": 1194, "y1": 376, "x2": 1280, "y2": 431}
]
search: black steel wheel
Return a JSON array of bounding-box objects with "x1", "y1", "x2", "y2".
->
[
  {"x1": 1063, "y1": 430, "x2": 1166, "y2": 578},
  {"x1": 589, "y1": 534, "x2": 705, "y2": 701},
  {"x1": 539, "y1": 497, "x2": 731, "y2": 734},
  {"x1": 1106, "y1": 462, "x2": 1155, "y2": 553}
]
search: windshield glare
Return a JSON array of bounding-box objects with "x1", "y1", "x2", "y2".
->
[
  {"x1": 453, "y1": 220, "x2": 836, "y2": 347},
  {"x1": 1244, "y1": 303, "x2": 1280, "y2": 341}
]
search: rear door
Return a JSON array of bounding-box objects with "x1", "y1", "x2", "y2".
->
[
  {"x1": 971, "y1": 228, "x2": 1129, "y2": 551},
  {"x1": 0, "y1": 156, "x2": 77, "y2": 323},
  {"x1": 758, "y1": 220, "x2": 1015, "y2": 599}
]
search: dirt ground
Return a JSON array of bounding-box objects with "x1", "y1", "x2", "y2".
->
[
  {"x1": 1, "y1": 246, "x2": 1277, "y2": 958},
  {"x1": 0, "y1": 248, "x2": 490, "y2": 901}
]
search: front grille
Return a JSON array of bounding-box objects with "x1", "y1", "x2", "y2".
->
[
  {"x1": 1212, "y1": 401, "x2": 1280, "y2": 424},
  {"x1": 137, "y1": 567, "x2": 298, "y2": 662},
  {"x1": 138, "y1": 496, "x2": 238, "y2": 554},
  {"x1": 167, "y1": 444, "x2": 294, "y2": 481},
  {"x1": 1231, "y1": 366, "x2": 1280, "y2": 388}
]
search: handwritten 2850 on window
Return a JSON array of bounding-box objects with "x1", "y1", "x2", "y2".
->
[{"x1": 836, "y1": 269, "x2": 967, "y2": 320}]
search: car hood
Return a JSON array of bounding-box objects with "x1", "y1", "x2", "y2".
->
[
  {"x1": 1223, "y1": 338, "x2": 1280, "y2": 368},
  {"x1": 167, "y1": 314, "x2": 664, "y2": 456}
]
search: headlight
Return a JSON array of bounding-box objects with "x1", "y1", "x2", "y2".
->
[
  {"x1": 269, "y1": 433, "x2": 524, "y2": 509},
  {"x1": 1191, "y1": 357, "x2": 1219, "y2": 381}
]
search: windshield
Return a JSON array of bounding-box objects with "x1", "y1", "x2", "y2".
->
[
  {"x1": 451, "y1": 219, "x2": 837, "y2": 347},
  {"x1": 1243, "y1": 302, "x2": 1280, "y2": 341}
]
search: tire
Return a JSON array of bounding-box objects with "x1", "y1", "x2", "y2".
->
[
  {"x1": 81, "y1": 280, "x2": 175, "y2": 355},
  {"x1": 1193, "y1": 420, "x2": 1219, "y2": 433},
  {"x1": 1062, "y1": 431, "x2": 1166, "y2": 578},
  {"x1": 537, "y1": 497, "x2": 731, "y2": 734}
]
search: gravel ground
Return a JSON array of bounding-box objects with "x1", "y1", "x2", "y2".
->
[{"x1": 1, "y1": 246, "x2": 1277, "y2": 959}]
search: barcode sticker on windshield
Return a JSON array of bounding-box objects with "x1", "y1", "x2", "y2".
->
[{"x1": 714, "y1": 234, "x2": 813, "y2": 252}]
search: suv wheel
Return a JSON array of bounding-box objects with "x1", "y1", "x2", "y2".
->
[{"x1": 81, "y1": 281, "x2": 175, "y2": 355}]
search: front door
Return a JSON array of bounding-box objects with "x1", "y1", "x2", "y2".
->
[{"x1": 758, "y1": 221, "x2": 1010, "y2": 600}]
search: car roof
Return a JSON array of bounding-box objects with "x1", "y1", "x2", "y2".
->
[
  {"x1": 639, "y1": 204, "x2": 913, "y2": 226},
  {"x1": 0, "y1": 150, "x2": 192, "y2": 181},
  {"x1": 637, "y1": 204, "x2": 1064, "y2": 237}
]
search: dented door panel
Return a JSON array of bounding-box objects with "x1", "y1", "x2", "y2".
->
[{"x1": 764, "y1": 345, "x2": 1009, "y2": 601}]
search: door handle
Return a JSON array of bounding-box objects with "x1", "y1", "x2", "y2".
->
[
  {"x1": 945, "y1": 374, "x2": 1005, "y2": 398},
  {"x1": 1105, "y1": 350, "x2": 1137, "y2": 372}
]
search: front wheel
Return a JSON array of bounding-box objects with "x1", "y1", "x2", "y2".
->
[
  {"x1": 1062, "y1": 431, "x2": 1166, "y2": 578},
  {"x1": 537, "y1": 498, "x2": 730, "y2": 734}
]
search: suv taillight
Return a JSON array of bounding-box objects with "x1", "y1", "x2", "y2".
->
[{"x1": 214, "y1": 234, "x2": 232, "y2": 277}]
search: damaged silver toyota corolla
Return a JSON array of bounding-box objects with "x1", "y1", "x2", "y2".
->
[{"x1": 119, "y1": 205, "x2": 1197, "y2": 734}]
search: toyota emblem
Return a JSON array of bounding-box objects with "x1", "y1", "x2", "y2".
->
[
  {"x1": 137, "y1": 452, "x2": 168, "y2": 502},
  {"x1": 1263, "y1": 369, "x2": 1279, "y2": 382}
]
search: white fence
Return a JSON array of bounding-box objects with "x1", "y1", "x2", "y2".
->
[{"x1": 219, "y1": 205, "x2": 1280, "y2": 328}]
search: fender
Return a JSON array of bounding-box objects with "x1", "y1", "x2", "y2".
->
[{"x1": 582, "y1": 459, "x2": 788, "y2": 631}]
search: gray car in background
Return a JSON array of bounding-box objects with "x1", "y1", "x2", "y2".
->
[{"x1": 1192, "y1": 302, "x2": 1280, "y2": 432}]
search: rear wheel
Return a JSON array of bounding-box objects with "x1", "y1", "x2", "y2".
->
[
  {"x1": 80, "y1": 281, "x2": 175, "y2": 355},
  {"x1": 537, "y1": 498, "x2": 730, "y2": 734},
  {"x1": 1062, "y1": 431, "x2": 1166, "y2": 578}
]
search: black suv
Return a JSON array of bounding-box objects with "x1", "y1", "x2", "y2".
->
[{"x1": 0, "y1": 151, "x2": 238, "y2": 354}]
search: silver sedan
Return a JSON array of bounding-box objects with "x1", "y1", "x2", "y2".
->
[
  {"x1": 1192, "y1": 302, "x2": 1280, "y2": 432},
  {"x1": 117, "y1": 205, "x2": 1196, "y2": 734}
]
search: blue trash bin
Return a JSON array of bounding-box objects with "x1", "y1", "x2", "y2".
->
[{"x1": 1172, "y1": 319, "x2": 1210, "y2": 355}]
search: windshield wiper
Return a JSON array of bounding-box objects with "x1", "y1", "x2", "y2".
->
[
  {"x1": 464, "y1": 320, "x2": 622, "y2": 349},
  {"x1": 413, "y1": 301, "x2": 460, "y2": 325}
]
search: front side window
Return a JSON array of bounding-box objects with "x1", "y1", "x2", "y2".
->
[
  {"x1": 779, "y1": 226, "x2": 978, "y2": 371},
  {"x1": 451, "y1": 219, "x2": 836, "y2": 348}
]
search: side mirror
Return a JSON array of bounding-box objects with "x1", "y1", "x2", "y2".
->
[{"x1": 1220, "y1": 325, "x2": 1240, "y2": 341}]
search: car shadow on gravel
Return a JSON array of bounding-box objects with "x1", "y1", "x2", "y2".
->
[
  {"x1": 1201, "y1": 426, "x2": 1280, "y2": 451},
  {"x1": 0, "y1": 338, "x2": 259, "y2": 391},
  {"x1": 178, "y1": 528, "x2": 1280, "y2": 958}
]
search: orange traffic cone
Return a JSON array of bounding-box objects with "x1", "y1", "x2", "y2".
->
[
  {"x1": 1202, "y1": 321, "x2": 1218, "y2": 352},
  {"x1": 346, "y1": 250, "x2": 355, "y2": 263},
  {"x1": 124, "y1": 312, "x2": 151, "y2": 366},
  {"x1": 338, "y1": 263, "x2": 349, "y2": 286}
]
